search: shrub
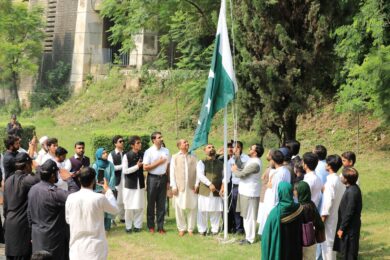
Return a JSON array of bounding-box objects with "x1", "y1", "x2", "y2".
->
[
  {"x1": 91, "y1": 132, "x2": 150, "y2": 157},
  {"x1": 0, "y1": 124, "x2": 36, "y2": 152}
]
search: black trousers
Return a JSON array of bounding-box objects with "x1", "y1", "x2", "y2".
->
[
  {"x1": 147, "y1": 174, "x2": 167, "y2": 230},
  {"x1": 231, "y1": 184, "x2": 244, "y2": 232}
]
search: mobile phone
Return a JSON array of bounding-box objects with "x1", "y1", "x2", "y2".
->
[{"x1": 98, "y1": 169, "x2": 105, "y2": 184}]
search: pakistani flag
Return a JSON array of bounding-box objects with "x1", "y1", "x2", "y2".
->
[{"x1": 190, "y1": 0, "x2": 237, "y2": 151}]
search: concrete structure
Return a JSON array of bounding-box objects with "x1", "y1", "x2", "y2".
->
[{"x1": 0, "y1": 0, "x2": 158, "y2": 104}]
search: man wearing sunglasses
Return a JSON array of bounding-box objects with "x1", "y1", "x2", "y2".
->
[{"x1": 108, "y1": 135, "x2": 126, "y2": 224}]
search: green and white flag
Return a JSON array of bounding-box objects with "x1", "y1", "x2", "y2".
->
[{"x1": 190, "y1": 0, "x2": 237, "y2": 151}]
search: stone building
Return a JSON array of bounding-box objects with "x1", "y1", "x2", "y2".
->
[{"x1": 1, "y1": 0, "x2": 158, "y2": 105}]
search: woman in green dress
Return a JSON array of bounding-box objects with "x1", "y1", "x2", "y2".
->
[
  {"x1": 261, "y1": 181, "x2": 303, "y2": 260},
  {"x1": 92, "y1": 147, "x2": 116, "y2": 231}
]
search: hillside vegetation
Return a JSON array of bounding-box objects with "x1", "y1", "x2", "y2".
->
[{"x1": 0, "y1": 69, "x2": 389, "y2": 258}]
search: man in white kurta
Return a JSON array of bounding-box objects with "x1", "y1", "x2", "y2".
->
[
  {"x1": 121, "y1": 136, "x2": 145, "y2": 232},
  {"x1": 231, "y1": 144, "x2": 263, "y2": 244},
  {"x1": 196, "y1": 144, "x2": 224, "y2": 235},
  {"x1": 170, "y1": 139, "x2": 198, "y2": 236},
  {"x1": 303, "y1": 152, "x2": 323, "y2": 207},
  {"x1": 321, "y1": 155, "x2": 346, "y2": 260},
  {"x1": 65, "y1": 167, "x2": 119, "y2": 260}
]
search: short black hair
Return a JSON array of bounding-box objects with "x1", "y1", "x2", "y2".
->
[
  {"x1": 342, "y1": 167, "x2": 359, "y2": 185},
  {"x1": 129, "y1": 135, "x2": 141, "y2": 146},
  {"x1": 46, "y1": 138, "x2": 58, "y2": 147},
  {"x1": 4, "y1": 135, "x2": 19, "y2": 150},
  {"x1": 285, "y1": 140, "x2": 300, "y2": 156},
  {"x1": 55, "y1": 147, "x2": 68, "y2": 157},
  {"x1": 303, "y1": 152, "x2": 319, "y2": 171},
  {"x1": 74, "y1": 141, "x2": 85, "y2": 147},
  {"x1": 293, "y1": 158, "x2": 305, "y2": 175},
  {"x1": 326, "y1": 154, "x2": 343, "y2": 173},
  {"x1": 79, "y1": 167, "x2": 96, "y2": 187},
  {"x1": 31, "y1": 250, "x2": 53, "y2": 260},
  {"x1": 151, "y1": 131, "x2": 162, "y2": 142},
  {"x1": 254, "y1": 144, "x2": 264, "y2": 158},
  {"x1": 342, "y1": 151, "x2": 356, "y2": 166},
  {"x1": 39, "y1": 160, "x2": 58, "y2": 181},
  {"x1": 314, "y1": 145, "x2": 327, "y2": 160},
  {"x1": 112, "y1": 135, "x2": 123, "y2": 145},
  {"x1": 279, "y1": 146, "x2": 292, "y2": 162},
  {"x1": 271, "y1": 150, "x2": 284, "y2": 165}
]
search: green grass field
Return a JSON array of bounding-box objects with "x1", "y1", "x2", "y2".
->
[
  {"x1": 1, "y1": 71, "x2": 389, "y2": 259},
  {"x1": 2, "y1": 113, "x2": 388, "y2": 259}
]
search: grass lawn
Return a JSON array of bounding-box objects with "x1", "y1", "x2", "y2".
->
[{"x1": 1, "y1": 113, "x2": 389, "y2": 259}]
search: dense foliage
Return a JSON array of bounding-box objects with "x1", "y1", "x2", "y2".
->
[
  {"x1": 334, "y1": 0, "x2": 390, "y2": 122},
  {"x1": 0, "y1": 0, "x2": 44, "y2": 112}
]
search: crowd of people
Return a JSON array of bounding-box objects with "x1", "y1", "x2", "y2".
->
[{"x1": 0, "y1": 114, "x2": 362, "y2": 259}]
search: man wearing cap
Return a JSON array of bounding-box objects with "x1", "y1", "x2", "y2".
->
[
  {"x1": 4, "y1": 153, "x2": 40, "y2": 260},
  {"x1": 196, "y1": 144, "x2": 224, "y2": 236},
  {"x1": 27, "y1": 160, "x2": 78, "y2": 260},
  {"x1": 6, "y1": 114, "x2": 22, "y2": 137},
  {"x1": 35, "y1": 136, "x2": 49, "y2": 166}
]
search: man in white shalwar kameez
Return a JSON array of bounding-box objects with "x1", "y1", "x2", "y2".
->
[
  {"x1": 121, "y1": 136, "x2": 145, "y2": 232},
  {"x1": 196, "y1": 144, "x2": 224, "y2": 235},
  {"x1": 65, "y1": 167, "x2": 119, "y2": 260},
  {"x1": 321, "y1": 155, "x2": 346, "y2": 260},
  {"x1": 170, "y1": 139, "x2": 198, "y2": 236}
]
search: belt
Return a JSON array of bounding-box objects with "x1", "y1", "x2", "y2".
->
[
  {"x1": 233, "y1": 184, "x2": 239, "y2": 188},
  {"x1": 148, "y1": 173, "x2": 166, "y2": 178}
]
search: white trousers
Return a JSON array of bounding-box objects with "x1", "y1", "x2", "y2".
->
[
  {"x1": 125, "y1": 208, "x2": 143, "y2": 229},
  {"x1": 321, "y1": 242, "x2": 336, "y2": 260},
  {"x1": 303, "y1": 245, "x2": 316, "y2": 260},
  {"x1": 197, "y1": 211, "x2": 221, "y2": 233},
  {"x1": 115, "y1": 184, "x2": 125, "y2": 220},
  {"x1": 243, "y1": 200, "x2": 257, "y2": 243},
  {"x1": 175, "y1": 204, "x2": 197, "y2": 232}
]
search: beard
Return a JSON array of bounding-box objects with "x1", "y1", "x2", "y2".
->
[{"x1": 208, "y1": 149, "x2": 216, "y2": 157}]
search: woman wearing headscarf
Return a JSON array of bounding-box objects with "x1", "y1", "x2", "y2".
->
[
  {"x1": 92, "y1": 148, "x2": 116, "y2": 231},
  {"x1": 295, "y1": 181, "x2": 325, "y2": 259},
  {"x1": 261, "y1": 181, "x2": 303, "y2": 260}
]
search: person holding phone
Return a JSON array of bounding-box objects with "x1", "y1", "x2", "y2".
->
[
  {"x1": 92, "y1": 148, "x2": 116, "y2": 231},
  {"x1": 66, "y1": 167, "x2": 119, "y2": 260}
]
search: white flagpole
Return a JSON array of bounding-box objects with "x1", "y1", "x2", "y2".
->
[{"x1": 223, "y1": 106, "x2": 228, "y2": 240}]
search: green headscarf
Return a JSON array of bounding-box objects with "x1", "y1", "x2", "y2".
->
[
  {"x1": 261, "y1": 181, "x2": 301, "y2": 260},
  {"x1": 95, "y1": 148, "x2": 109, "y2": 169},
  {"x1": 296, "y1": 181, "x2": 312, "y2": 204}
]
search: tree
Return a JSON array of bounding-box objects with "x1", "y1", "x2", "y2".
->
[
  {"x1": 334, "y1": 0, "x2": 390, "y2": 122},
  {"x1": 0, "y1": 0, "x2": 44, "y2": 111},
  {"x1": 99, "y1": 0, "x2": 219, "y2": 69},
  {"x1": 233, "y1": 0, "x2": 352, "y2": 144}
]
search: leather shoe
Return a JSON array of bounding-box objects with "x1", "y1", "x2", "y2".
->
[
  {"x1": 133, "y1": 228, "x2": 141, "y2": 233},
  {"x1": 125, "y1": 228, "x2": 132, "y2": 233},
  {"x1": 239, "y1": 239, "x2": 252, "y2": 245}
]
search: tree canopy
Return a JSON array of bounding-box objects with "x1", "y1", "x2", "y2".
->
[{"x1": 0, "y1": 0, "x2": 44, "y2": 111}]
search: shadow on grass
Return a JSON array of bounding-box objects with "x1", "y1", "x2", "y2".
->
[{"x1": 359, "y1": 230, "x2": 390, "y2": 259}]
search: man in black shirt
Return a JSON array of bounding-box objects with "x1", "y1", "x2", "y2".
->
[
  {"x1": 334, "y1": 167, "x2": 362, "y2": 260},
  {"x1": 27, "y1": 160, "x2": 78, "y2": 260},
  {"x1": 4, "y1": 152, "x2": 40, "y2": 260},
  {"x1": 6, "y1": 114, "x2": 22, "y2": 137},
  {"x1": 3, "y1": 135, "x2": 20, "y2": 180}
]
